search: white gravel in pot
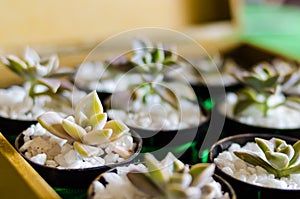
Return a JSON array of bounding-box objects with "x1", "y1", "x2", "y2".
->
[
  {"x1": 75, "y1": 61, "x2": 143, "y2": 93},
  {"x1": 91, "y1": 164, "x2": 229, "y2": 199},
  {"x1": 222, "y1": 93, "x2": 300, "y2": 129},
  {"x1": 0, "y1": 83, "x2": 86, "y2": 120},
  {"x1": 20, "y1": 123, "x2": 136, "y2": 169},
  {"x1": 214, "y1": 142, "x2": 300, "y2": 190},
  {"x1": 107, "y1": 81, "x2": 206, "y2": 131}
]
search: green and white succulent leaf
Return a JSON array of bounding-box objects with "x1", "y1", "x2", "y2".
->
[
  {"x1": 265, "y1": 151, "x2": 289, "y2": 170},
  {"x1": 73, "y1": 141, "x2": 100, "y2": 157},
  {"x1": 113, "y1": 145, "x2": 132, "y2": 159},
  {"x1": 89, "y1": 113, "x2": 107, "y2": 130},
  {"x1": 166, "y1": 184, "x2": 189, "y2": 199},
  {"x1": 233, "y1": 151, "x2": 278, "y2": 176},
  {"x1": 37, "y1": 112, "x2": 73, "y2": 140},
  {"x1": 75, "y1": 90, "x2": 103, "y2": 123},
  {"x1": 152, "y1": 84, "x2": 179, "y2": 110},
  {"x1": 189, "y1": 163, "x2": 215, "y2": 187},
  {"x1": 169, "y1": 173, "x2": 192, "y2": 189},
  {"x1": 62, "y1": 118, "x2": 87, "y2": 141},
  {"x1": 255, "y1": 138, "x2": 274, "y2": 153},
  {"x1": 289, "y1": 140, "x2": 300, "y2": 166},
  {"x1": 144, "y1": 153, "x2": 170, "y2": 187},
  {"x1": 83, "y1": 129, "x2": 112, "y2": 145},
  {"x1": 127, "y1": 171, "x2": 165, "y2": 197},
  {"x1": 103, "y1": 120, "x2": 129, "y2": 141}
]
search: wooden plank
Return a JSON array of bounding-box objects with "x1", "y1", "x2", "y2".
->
[{"x1": 0, "y1": 133, "x2": 61, "y2": 199}]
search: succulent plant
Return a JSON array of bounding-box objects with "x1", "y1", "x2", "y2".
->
[
  {"x1": 234, "y1": 137, "x2": 300, "y2": 178},
  {"x1": 232, "y1": 61, "x2": 300, "y2": 116},
  {"x1": 0, "y1": 47, "x2": 74, "y2": 104},
  {"x1": 37, "y1": 90, "x2": 133, "y2": 158},
  {"x1": 127, "y1": 152, "x2": 218, "y2": 199},
  {"x1": 127, "y1": 38, "x2": 183, "y2": 110}
]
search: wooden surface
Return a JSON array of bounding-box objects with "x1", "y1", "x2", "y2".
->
[{"x1": 0, "y1": 133, "x2": 61, "y2": 199}]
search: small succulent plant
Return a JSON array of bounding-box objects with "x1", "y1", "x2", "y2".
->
[
  {"x1": 233, "y1": 61, "x2": 300, "y2": 116},
  {"x1": 37, "y1": 90, "x2": 133, "y2": 158},
  {"x1": 0, "y1": 47, "x2": 74, "y2": 104},
  {"x1": 128, "y1": 38, "x2": 182, "y2": 110},
  {"x1": 234, "y1": 137, "x2": 300, "y2": 178},
  {"x1": 127, "y1": 152, "x2": 217, "y2": 199}
]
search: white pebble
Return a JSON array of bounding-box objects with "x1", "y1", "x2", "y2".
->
[{"x1": 31, "y1": 153, "x2": 47, "y2": 165}]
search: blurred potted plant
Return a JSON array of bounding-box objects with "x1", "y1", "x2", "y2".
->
[
  {"x1": 106, "y1": 39, "x2": 209, "y2": 163},
  {"x1": 0, "y1": 47, "x2": 85, "y2": 143},
  {"x1": 219, "y1": 61, "x2": 300, "y2": 137}
]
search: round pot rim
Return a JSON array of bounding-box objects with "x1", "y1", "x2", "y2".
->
[
  {"x1": 15, "y1": 130, "x2": 142, "y2": 172},
  {"x1": 210, "y1": 133, "x2": 300, "y2": 192}
]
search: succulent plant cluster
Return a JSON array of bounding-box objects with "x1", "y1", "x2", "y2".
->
[
  {"x1": 0, "y1": 47, "x2": 74, "y2": 104},
  {"x1": 233, "y1": 61, "x2": 300, "y2": 116},
  {"x1": 37, "y1": 90, "x2": 133, "y2": 158},
  {"x1": 234, "y1": 137, "x2": 300, "y2": 178},
  {"x1": 127, "y1": 152, "x2": 218, "y2": 199}
]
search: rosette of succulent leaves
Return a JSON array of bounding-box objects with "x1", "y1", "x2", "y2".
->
[
  {"x1": 128, "y1": 38, "x2": 185, "y2": 111},
  {"x1": 0, "y1": 47, "x2": 74, "y2": 105},
  {"x1": 127, "y1": 152, "x2": 218, "y2": 199},
  {"x1": 233, "y1": 61, "x2": 300, "y2": 117},
  {"x1": 37, "y1": 90, "x2": 133, "y2": 158},
  {"x1": 234, "y1": 137, "x2": 300, "y2": 178}
]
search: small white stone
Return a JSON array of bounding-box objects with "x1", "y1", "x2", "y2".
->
[
  {"x1": 63, "y1": 150, "x2": 77, "y2": 165},
  {"x1": 104, "y1": 153, "x2": 119, "y2": 164},
  {"x1": 31, "y1": 153, "x2": 47, "y2": 165}
]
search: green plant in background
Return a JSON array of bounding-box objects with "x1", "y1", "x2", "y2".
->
[
  {"x1": 234, "y1": 137, "x2": 300, "y2": 178},
  {"x1": 233, "y1": 62, "x2": 300, "y2": 116},
  {"x1": 0, "y1": 47, "x2": 74, "y2": 104},
  {"x1": 129, "y1": 38, "x2": 183, "y2": 110},
  {"x1": 37, "y1": 90, "x2": 132, "y2": 158},
  {"x1": 127, "y1": 152, "x2": 217, "y2": 199}
]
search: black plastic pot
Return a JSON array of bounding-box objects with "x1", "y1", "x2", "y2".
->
[
  {"x1": 87, "y1": 166, "x2": 236, "y2": 199},
  {"x1": 0, "y1": 116, "x2": 36, "y2": 145},
  {"x1": 216, "y1": 101, "x2": 300, "y2": 139},
  {"x1": 210, "y1": 133, "x2": 300, "y2": 199},
  {"x1": 15, "y1": 131, "x2": 142, "y2": 189}
]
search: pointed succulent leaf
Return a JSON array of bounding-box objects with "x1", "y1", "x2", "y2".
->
[
  {"x1": 24, "y1": 46, "x2": 40, "y2": 66},
  {"x1": 113, "y1": 145, "x2": 132, "y2": 159},
  {"x1": 89, "y1": 113, "x2": 107, "y2": 130},
  {"x1": 286, "y1": 97, "x2": 300, "y2": 111},
  {"x1": 104, "y1": 120, "x2": 129, "y2": 141},
  {"x1": 37, "y1": 112, "x2": 72, "y2": 140},
  {"x1": 244, "y1": 76, "x2": 265, "y2": 91},
  {"x1": 144, "y1": 153, "x2": 169, "y2": 187},
  {"x1": 281, "y1": 163, "x2": 300, "y2": 177},
  {"x1": 161, "y1": 152, "x2": 184, "y2": 172},
  {"x1": 173, "y1": 158, "x2": 185, "y2": 172},
  {"x1": 152, "y1": 84, "x2": 179, "y2": 110},
  {"x1": 44, "y1": 55, "x2": 59, "y2": 74},
  {"x1": 255, "y1": 138, "x2": 274, "y2": 153},
  {"x1": 166, "y1": 184, "x2": 188, "y2": 199},
  {"x1": 77, "y1": 111, "x2": 89, "y2": 127},
  {"x1": 233, "y1": 99, "x2": 255, "y2": 115},
  {"x1": 234, "y1": 151, "x2": 278, "y2": 176},
  {"x1": 37, "y1": 77, "x2": 61, "y2": 93},
  {"x1": 83, "y1": 129, "x2": 112, "y2": 145},
  {"x1": 73, "y1": 141, "x2": 100, "y2": 157},
  {"x1": 169, "y1": 173, "x2": 192, "y2": 189},
  {"x1": 127, "y1": 171, "x2": 165, "y2": 197},
  {"x1": 265, "y1": 151, "x2": 289, "y2": 170},
  {"x1": 270, "y1": 137, "x2": 287, "y2": 149},
  {"x1": 75, "y1": 90, "x2": 103, "y2": 123},
  {"x1": 278, "y1": 145, "x2": 294, "y2": 161},
  {"x1": 239, "y1": 88, "x2": 259, "y2": 102},
  {"x1": 290, "y1": 140, "x2": 300, "y2": 166},
  {"x1": 189, "y1": 163, "x2": 215, "y2": 187},
  {"x1": 5, "y1": 55, "x2": 28, "y2": 76},
  {"x1": 62, "y1": 118, "x2": 87, "y2": 141}
]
